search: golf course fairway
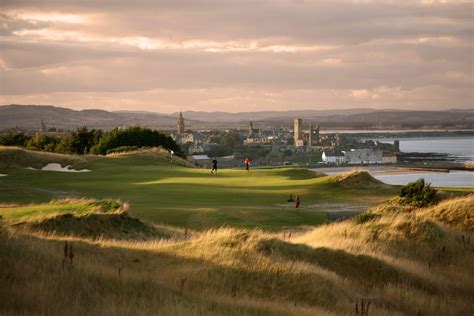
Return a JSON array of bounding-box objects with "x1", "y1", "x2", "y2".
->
[{"x1": 0, "y1": 147, "x2": 396, "y2": 230}]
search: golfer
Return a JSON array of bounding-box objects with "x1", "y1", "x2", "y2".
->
[
  {"x1": 295, "y1": 195, "x2": 301, "y2": 208},
  {"x1": 244, "y1": 157, "x2": 251, "y2": 171},
  {"x1": 211, "y1": 158, "x2": 218, "y2": 173}
]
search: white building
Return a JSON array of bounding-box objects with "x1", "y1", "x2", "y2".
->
[
  {"x1": 344, "y1": 149, "x2": 383, "y2": 164},
  {"x1": 322, "y1": 150, "x2": 346, "y2": 164}
]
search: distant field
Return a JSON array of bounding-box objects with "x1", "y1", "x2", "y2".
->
[{"x1": 0, "y1": 147, "x2": 398, "y2": 230}]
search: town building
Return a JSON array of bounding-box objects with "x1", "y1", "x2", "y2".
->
[
  {"x1": 382, "y1": 152, "x2": 398, "y2": 164},
  {"x1": 187, "y1": 154, "x2": 211, "y2": 167},
  {"x1": 344, "y1": 149, "x2": 383, "y2": 164},
  {"x1": 177, "y1": 112, "x2": 185, "y2": 135},
  {"x1": 322, "y1": 150, "x2": 346, "y2": 164},
  {"x1": 294, "y1": 118, "x2": 304, "y2": 147}
]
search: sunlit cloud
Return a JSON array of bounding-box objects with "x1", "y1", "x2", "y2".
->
[
  {"x1": 15, "y1": 12, "x2": 89, "y2": 24},
  {"x1": 0, "y1": 0, "x2": 472, "y2": 112}
]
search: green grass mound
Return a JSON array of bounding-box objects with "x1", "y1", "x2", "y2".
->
[
  {"x1": 1, "y1": 199, "x2": 168, "y2": 240},
  {"x1": 19, "y1": 212, "x2": 167, "y2": 240},
  {"x1": 332, "y1": 170, "x2": 385, "y2": 188},
  {"x1": 110, "y1": 147, "x2": 194, "y2": 167},
  {"x1": 0, "y1": 146, "x2": 89, "y2": 170},
  {"x1": 0, "y1": 198, "x2": 123, "y2": 221}
]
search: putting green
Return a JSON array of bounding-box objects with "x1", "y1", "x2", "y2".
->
[{"x1": 0, "y1": 152, "x2": 396, "y2": 230}]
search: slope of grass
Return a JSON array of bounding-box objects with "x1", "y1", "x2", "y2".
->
[
  {"x1": 0, "y1": 198, "x2": 122, "y2": 221},
  {"x1": 1, "y1": 195, "x2": 473, "y2": 315},
  {"x1": 0, "y1": 146, "x2": 397, "y2": 231},
  {"x1": 0, "y1": 199, "x2": 168, "y2": 240},
  {"x1": 332, "y1": 170, "x2": 387, "y2": 188},
  {"x1": 0, "y1": 146, "x2": 89, "y2": 169},
  {"x1": 419, "y1": 195, "x2": 474, "y2": 231}
]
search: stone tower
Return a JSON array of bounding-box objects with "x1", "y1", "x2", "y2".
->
[
  {"x1": 315, "y1": 124, "x2": 320, "y2": 145},
  {"x1": 248, "y1": 121, "x2": 254, "y2": 138},
  {"x1": 177, "y1": 112, "x2": 185, "y2": 135},
  {"x1": 308, "y1": 122, "x2": 313, "y2": 147},
  {"x1": 40, "y1": 120, "x2": 46, "y2": 133},
  {"x1": 294, "y1": 118, "x2": 303, "y2": 147}
]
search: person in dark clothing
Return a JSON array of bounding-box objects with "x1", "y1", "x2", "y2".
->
[
  {"x1": 211, "y1": 158, "x2": 218, "y2": 173},
  {"x1": 287, "y1": 194, "x2": 294, "y2": 202},
  {"x1": 295, "y1": 195, "x2": 301, "y2": 208}
]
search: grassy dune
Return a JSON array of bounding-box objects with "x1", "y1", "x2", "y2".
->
[
  {"x1": 1, "y1": 196, "x2": 473, "y2": 315},
  {"x1": 1, "y1": 147, "x2": 473, "y2": 315}
]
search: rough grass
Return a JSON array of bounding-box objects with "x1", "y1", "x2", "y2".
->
[
  {"x1": 0, "y1": 146, "x2": 90, "y2": 169},
  {"x1": 332, "y1": 170, "x2": 387, "y2": 188},
  {"x1": 1, "y1": 196, "x2": 473, "y2": 315},
  {"x1": 108, "y1": 147, "x2": 196, "y2": 167},
  {"x1": 420, "y1": 195, "x2": 474, "y2": 231},
  {"x1": 1, "y1": 199, "x2": 168, "y2": 241}
]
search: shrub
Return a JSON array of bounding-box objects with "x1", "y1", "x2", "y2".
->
[
  {"x1": 399, "y1": 178, "x2": 437, "y2": 207},
  {"x1": 26, "y1": 134, "x2": 59, "y2": 152},
  {"x1": 0, "y1": 132, "x2": 31, "y2": 146}
]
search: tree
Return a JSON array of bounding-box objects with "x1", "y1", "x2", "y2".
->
[
  {"x1": 90, "y1": 126, "x2": 182, "y2": 156},
  {"x1": 26, "y1": 134, "x2": 58, "y2": 152},
  {"x1": 219, "y1": 131, "x2": 242, "y2": 148},
  {"x1": 0, "y1": 132, "x2": 30, "y2": 146},
  {"x1": 57, "y1": 127, "x2": 102, "y2": 154}
]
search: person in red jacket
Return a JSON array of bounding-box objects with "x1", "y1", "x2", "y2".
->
[
  {"x1": 295, "y1": 195, "x2": 301, "y2": 208},
  {"x1": 244, "y1": 157, "x2": 251, "y2": 171}
]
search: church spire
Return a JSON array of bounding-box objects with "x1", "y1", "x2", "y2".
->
[{"x1": 177, "y1": 111, "x2": 185, "y2": 135}]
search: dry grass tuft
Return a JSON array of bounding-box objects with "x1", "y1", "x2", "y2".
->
[{"x1": 1, "y1": 196, "x2": 473, "y2": 315}]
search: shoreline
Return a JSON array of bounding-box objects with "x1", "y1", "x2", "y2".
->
[{"x1": 311, "y1": 165, "x2": 473, "y2": 176}]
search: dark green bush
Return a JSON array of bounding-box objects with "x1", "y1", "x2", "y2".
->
[
  {"x1": 0, "y1": 132, "x2": 31, "y2": 146},
  {"x1": 56, "y1": 127, "x2": 103, "y2": 154},
  {"x1": 91, "y1": 126, "x2": 181, "y2": 156},
  {"x1": 26, "y1": 134, "x2": 59, "y2": 152},
  {"x1": 399, "y1": 178, "x2": 437, "y2": 207}
]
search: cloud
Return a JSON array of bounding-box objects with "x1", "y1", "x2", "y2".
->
[{"x1": 0, "y1": 0, "x2": 472, "y2": 112}]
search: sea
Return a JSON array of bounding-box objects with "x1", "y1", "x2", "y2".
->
[
  {"x1": 368, "y1": 136, "x2": 474, "y2": 163},
  {"x1": 375, "y1": 171, "x2": 473, "y2": 188},
  {"x1": 318, "y1": 135, "x2": 474, "y2": 188}
]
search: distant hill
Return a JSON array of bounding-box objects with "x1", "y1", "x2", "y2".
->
[
  {"x1": 0, "y1": 105, "x2": 190, "y2": 131},
  {"x1": 1, "y1": 104, "x2": 473, "y2": 131},
  {"x1": 171, "y1": 108, "x2": 378, "y2": 122}
]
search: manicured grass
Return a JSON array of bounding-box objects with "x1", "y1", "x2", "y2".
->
[{"x1": 0, "y1": 149, "x2": 397, "y2": 230}]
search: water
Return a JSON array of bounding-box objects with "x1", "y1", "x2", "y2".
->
[
  {"x1": 375, "y1": 171, "x2": 474, "y2": 188},
  {"x1": 366, "y1": 136, "x2": 474, "y2": 162}
]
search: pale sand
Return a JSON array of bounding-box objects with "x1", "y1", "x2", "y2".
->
[
  {"x1": 40, "y1": 163, "x2": 90, "y2": 173},
  {"x1": 0, "y1": 174, "x2": 7, "y2": 177}
]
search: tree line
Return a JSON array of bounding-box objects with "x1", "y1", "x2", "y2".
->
[{"x1": 0, "y1": 126, "x2": 182, "y2": 156}]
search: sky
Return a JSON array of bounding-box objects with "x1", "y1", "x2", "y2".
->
[{"x1": 0, "y1": 0, "x2": 472, "y2": 113}]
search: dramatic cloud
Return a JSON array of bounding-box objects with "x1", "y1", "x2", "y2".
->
[{"x1": 0, "y1": 0, "x2": 472, "y2": 112}]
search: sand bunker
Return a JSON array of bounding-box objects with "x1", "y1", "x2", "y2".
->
[
  {"x1": 39, "y1": 163, "x2": 90, "y2": 173},
  {"x1": 0, "y1": 174, "x2": 7, "y2": 177}
]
